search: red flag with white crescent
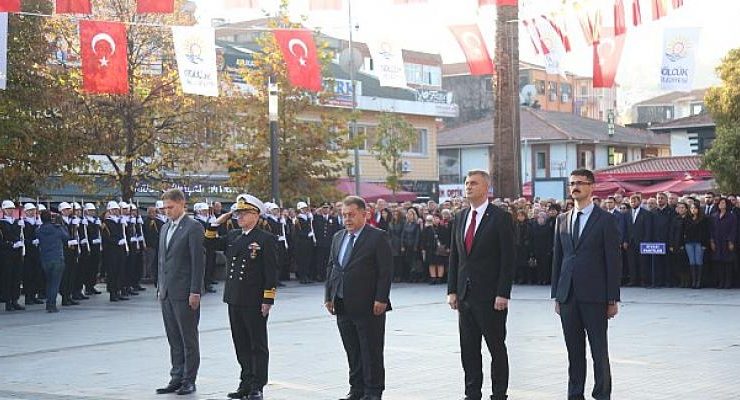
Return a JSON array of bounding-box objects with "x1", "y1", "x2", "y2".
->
[
  {"x1": 80, "y1": 20, "x2": 129, "y2": 94},
  {"x1": 56, "y1": 0, "x2": 91, "y2": 14},
  {"x1": 542, "y1": 14, "x2": 571, "y2": 52},
  {"x1": 593, "y1": 27, "x2": 625, "y2": 88},
  {"x1": 0, "y1": 0, "x2": 20, "y2": 12},
  {"x1": 521, "y1": 20, "x2": 540, "y2": 55},
  {"x1": 136, "y1": 0, "x2": 174, "y2": 13},
  {"x1": 449, "y1": 25, "x2": 494, "y2": 76},
  {"x1": 273, "y1": 29, "x2": 322, "y2": 92}
]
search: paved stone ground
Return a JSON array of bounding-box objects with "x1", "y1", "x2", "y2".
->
[{"x1": 1, "y1": 283, "x2": 740, "y2": 400}]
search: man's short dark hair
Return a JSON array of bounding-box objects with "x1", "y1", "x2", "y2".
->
[
  {"x1": 570, "y1": 169, "x2": 595, "y2": 183},
  {"x1": 342, "y1": 195, "x2": 366, "y2": 210},
  {"x1": 162, "y1": 189, "x2": 186, "y2": 202},
  {"x1": 40, "y1": 210, "x2": 52, "y2": 223},
  {"x1": 607, "y1": 196, "x2": 616, "y2": 202},
  {"x1": 706, "y1": 192, "x2": 715, "y2": 197}
]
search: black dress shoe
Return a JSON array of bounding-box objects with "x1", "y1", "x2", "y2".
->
[
  {"x1": 360, "y1": 395, "x2": 381, "y2": 400},
  {"x1": 276, "y1": 281, "x2": 286, "y2": 287},
  {"x1": 12, "y1": 302, "x2": 25, "y2": 310},
  {"x1": 47, "y1": 305, "x2": 59, "y2": 313},
  {"x1": 135, "y1": 285, "x2": 146, "y2": 291},
  {"x1": 5, "y1": 303, "x2": 14, "y2": 311},
  {"x1": 176, "y1": 382, "x2": 196, "y2": 395},
  {"x1": 109, "y1": 294, "x2": 119, "y2": 302},
  {"x1": 117, "y1": 295, "x2": 130, "y2": 301},
  {"x1": 227, "y1": 388, "x2": 250, "y2": 399},
  {"x1": 246, "y1": 389, "x2": 263, "y2": 400},
  {"x1": 156, "y1": 383, "x2": 182, "y2": 394},
  {"x1": 32, "y1": 298, "x2": 45, "y2": 304},
  {"x1": 339, "y1": 392, "x2": 364, "y2": 400},
  {"x1": 128, "y1": 290, "x2": 140, "y2": 296}
]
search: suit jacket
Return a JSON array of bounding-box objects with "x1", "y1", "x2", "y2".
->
[
  {"x1": 651, "y1": 206, "x2": 675, "y2": 244},
  {"x1": 610, "y1": 209, "x2": 628, "y2": 245},
  {"x1": 447, "y1": 204, "x2": 515, "y2": 303},
  {"x1": 628, "y1": 207, "x2": 653, "y2": 247},
  {"x1": 325, "y1": 224, "x2": 393, "y2": 317},
  {"x1": 313, "y1": 214, "x2": 341, "y2": 248},
  {"x1": 158, "y1": 215, "x2": 205, "y2": 301},
  {"x1": 551, "y1": 206, "x2": 621, "y2": 304}
]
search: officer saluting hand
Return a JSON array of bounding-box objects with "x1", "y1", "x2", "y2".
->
[{"x1": 209, "y1": 194, "x2": 277, "y2": 400}]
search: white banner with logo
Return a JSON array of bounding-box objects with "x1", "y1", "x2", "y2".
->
[
  {"x1": 0, "y1": 13, "x2": 8, "y2": 90},
  {"x1": 367, "y1": 35, "x2": 407, "y2": 88},
  {"x1": 660, "y1": 27, "x2": 701, "y2": 91},
  {"x1": 172, "y1": 26, "x2": 219, "y2": 96}
]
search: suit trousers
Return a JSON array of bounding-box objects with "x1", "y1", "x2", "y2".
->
[
  {"x1": 228, "y1": 305, "x2": 269, "y2": 391},
  {"x1": 104, "y1": 248, "x2": 123, "y2": 294},
  {"x1": 1, "y1": 250, "x2": 22, "y2": 303},
  {"x1": 559, "y1": 297, "x2": 611, "y2": 400},
  {"x1": 161, "y1": 297, "x2": 201, "y2": 384},
  {"x1": 336, "y1": 300, "x2": 386, "y2": 397},
  {"x1": 313, "y1": 246, "x2": 331, "y2": 280},
  {"x1": 458, "y1": 298, "x2": 509, "y2": 400},
  {"x1": 627, "y1": 247, "x2": 650, "y2": 286},
  {"x1": 60, "y1": 249, "x2": 78, "y2": 298}
]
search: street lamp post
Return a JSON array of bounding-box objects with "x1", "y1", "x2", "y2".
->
[
  {"x1": 348, "y1": 0, "x2": 361, "y2": 196},
  {"x1": 269, "y1": 76, "x2": 280, "y2": 204}
]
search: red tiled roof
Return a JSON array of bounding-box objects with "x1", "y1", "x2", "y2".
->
[
  {"x1": 596, "y1": 155, "x2": 703, "y2": 174},
  {"x1": 634, "y1": 88, "x2": 708, "y2": 106}
]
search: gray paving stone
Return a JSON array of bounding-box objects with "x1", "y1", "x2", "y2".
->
[{"x1": 1, "y1": 283, "x2": 739, "y2": 399}]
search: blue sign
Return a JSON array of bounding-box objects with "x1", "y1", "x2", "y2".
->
[{"x1": 640, "y1": 243, "x2": 667, "y2": 255}]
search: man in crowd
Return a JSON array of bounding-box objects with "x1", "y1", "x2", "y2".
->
[
  {"x1": 312, "y1": 201, "x2": 340, "y2": 282},
  {"x1": 651, "y1": 192, "x2": 675, "y2": 287},
  {"x1": 294, "y1": 201, "x2": 315, "y2": 284},
  {"x1": 1, "y1": 201, "x2": 26, "y2": 311}
]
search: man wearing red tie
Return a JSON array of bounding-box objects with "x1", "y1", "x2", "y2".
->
[{"x1": 447, "y1": 169, "x2": 515, "y2": 400}]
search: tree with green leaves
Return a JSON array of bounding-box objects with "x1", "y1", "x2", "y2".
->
[
  {"x1": 703, "y1": 48, "x2": 740, "y2": 193},
  {"x1": 0, "y1": 0, "x2": 88, "y2": 199},
  {"x1": 368, "y1": 112, "x2": 417, "y2": 201},
  {"x1": 50, "y1": 0, "x2": 236, "y2": 200},
  {"x1": 225, "y1": 1, "x2": 350, "y2": 205}
]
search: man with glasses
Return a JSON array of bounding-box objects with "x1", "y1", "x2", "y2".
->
[
  {"x1": 552, "y1": 169, "x2": 621, "y2": 400},
  {"x1": 212, "y1": 194, "x2": 277, "y2": 400}
]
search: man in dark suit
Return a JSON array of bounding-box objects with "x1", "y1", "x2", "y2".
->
[
  {"x1": 447, "y1": 169, "x2": 515, "y2": 400},
  {"x1": 313, "y1": 201, "x2": 341, "y2": 282},
  {"x1": 552, "y1": 169, "x2": 621, "y2": 400},
  {"x1": 627, "y1": 194, "x2": 653, "y2": 286},
  {"x1": 704, "y1": 192, "x2": 719, "y2": 217},
  {"x1": 211, "y1": 194, "x2": 278, "y2": 400},
  {"x1": 651, "y1": 192, "x2": 675, "y2": 287},
  {"x1": 325, "y1": 196, "x2": 393, "y2": 400},
  {"x1": 156, "y1": 189, "x2": 205, "y2": 396}
]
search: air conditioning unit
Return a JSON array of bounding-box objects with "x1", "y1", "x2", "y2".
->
[{"x1": 400, "y1": 160, "x2": 412, "y2": 173}]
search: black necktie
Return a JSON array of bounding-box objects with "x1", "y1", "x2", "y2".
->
[
  {"x1": 572, "y1": 211, "x2": 583, "y2": 244},
  {"x1": 341, "y1": 234, "x2": 355, "y2": 268}
]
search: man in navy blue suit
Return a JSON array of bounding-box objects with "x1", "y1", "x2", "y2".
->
[{"x1": 552, "y1": 169, "x2": 621, "y2": 400}]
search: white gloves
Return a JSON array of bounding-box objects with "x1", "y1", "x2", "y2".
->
[
  {"x1": 80, "y1": 238, "x2": 89, "y2": 245},
  {"x1": 17, "y1": 219, "x2": 24, "y2": 227},
  {"x1": 68, "y1": 239, "x2": 78, "y2": 246},
  {"x1": 95, "y1": 219, "x2": 101, "y2": 225},
  {"x1": 72, "y1": 218, "x2": 80, "y2": 226},
  {"x1": 92, "y1": 238, "x2": 102, "y2": 245},
  {"x1": 137, "y1": 217, "x2": 144, "y2": 224},
  {"x1": 81, "y1": 218, "x2": 88, "y2": 225},
  {"x1": 308, "y1": 232, "x2": 315, "y2": 238},
  {"x1": 13, "y1": 241, "x2": 24, "y2": 249},
  {"x1": 118, "y1": 239, "x2": 127, "y2": 246},
  {"x1": 32, "y1": 239, "x2": 39, "y2": 246}
]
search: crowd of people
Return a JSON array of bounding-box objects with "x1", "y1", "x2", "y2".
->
[{"x1": 1, "y1": 189, "x2": 738, "y2": 313}]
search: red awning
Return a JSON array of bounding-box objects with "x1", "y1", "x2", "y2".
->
[{"x1": 335, "y1": 178, "x2": 417, "y2": 203}]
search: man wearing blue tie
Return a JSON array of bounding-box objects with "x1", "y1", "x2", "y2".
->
[
  {"x1": 552, "y1": 169, "x2": 621, "y2": 400},
  {"x1": 325, "y1": 196, "x2": 393, "y2": 400}
]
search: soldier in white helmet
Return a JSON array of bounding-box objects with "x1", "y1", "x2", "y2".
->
[
  {"x1": 1, "y1": 200, "x2": 25, "y2": 311},
  {"x1": 68, "y1": 202, "x2": 91, "y2": 302},
  {"x1": 80, "y1": 203, "x2": 103, "y2": 296},
  {"x1": 294, "y1": 201, "x2": 316, "y2": 284},
  {"x1": 21, "y1": 203, "x2": 44, "y2": 306},
  {"x1": 195, "y1": 203, "x2": 218, "y2": 294},
  {"x1": 101, "y1": 201, "x2": 129, "y2": 302},
  {"x1": 57, "y1": 202, "x2": 81, "y2": 306}
]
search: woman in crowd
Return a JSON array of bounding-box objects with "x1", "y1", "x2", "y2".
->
[
  {"x1": 513, "y1": 209, "x2": 532, "y2": 284},
  {"x1": 401, "y1": 207, "x2": 421, "y2": 282},
  {"x1": 710, "y1": 198, "x2": 737, "y2": 289},
  {"x1": 388, "y1": 209, "x2": 405, "y2": 283},
  {"x1": 685, "y1": 203, "x2": 710, "y2": 289},
  {"x1": 437, "y1": 210, "x2": 452, "y2": 284},
  {"x1": 420, "y1": 214, "x2": 447, "y2": 285},
  {"x1": 530, "y1": 211, "x2": 553, "y2": 285},
  {"x1": 669, "y1": 201, "x2": 690, "y2": 288}
]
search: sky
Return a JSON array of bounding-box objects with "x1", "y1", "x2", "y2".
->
[{"x1": 193, "y1": 0, "x2": 740, "y2": 115}]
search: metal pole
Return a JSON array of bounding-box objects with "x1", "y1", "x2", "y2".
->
[
  {"x1": 269, "y1": 76, "x2": 280, "y2": 204},
  {"x1": 348, "y1": 0, "x2": 361, "y2": 196}
]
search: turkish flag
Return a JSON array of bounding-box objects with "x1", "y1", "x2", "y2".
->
[
  {"x1": 56, "y1": 0, "x2": 91, "y2": 14},
  {"x1": 136, "y1": 0, "x2": 174, "y2": 13},
  {"x1": 273, "y1": 29, "x2": 322, "y2": 92},
  {"x1": 521, "y1": 20, "x2": 540, "y2": 55},
  {"x1": 593, "y1": 27, "x2": 625, "y2": 88},
  {"x1": 614, "y1": 0, "x2": 626, "y2": 36},
  {"x1": 543, "y1": 15, "x2": 571, "y2": 52},
  {"x1": 652, "y1": 0, "x2": 669, "y2": 20},
  {"x1": 0, "y1": 0, "x2": 20, "y2": 12},
  {"x1": 632, "y1": 0, "x2": 642, "y2": 26},
  {"x1": 449, "y1": 25, "x2": 494, "y2": 76},
  {"x1": 80, "y1": 20, "x2": 129, "y2": 94},
  {"x1": 576, "y1": 5, "x2": 601, "y2": 45},
  {"x1": 309, "y1": 0, "x2": 341, "y2": 10}
]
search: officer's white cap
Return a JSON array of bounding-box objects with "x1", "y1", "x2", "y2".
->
[
  {"x1": 234, "y1": 194, "x2": 265, "y2": 215},
  {"x1": 72, "y1": 202, "x2": 82, "y2": 209},
  {"x1": 296, "y1": 201, "x2": 308, "y2": 210},
  {"x1": 107, "y1": 201, "x2": 120, "y2": 210},
  {"x1": 118, "y1": 201, "x2": 129, "y2": 209},
  {"x1": 58, "y1": 201, "x2": 72, "y2": 210},
  {"x1": 23, "y1": 203, "x2": 36, "y2": 211},
  {"x1": 84, "y1": 203, "x2": 96, "y2": 211},
  {"x1": 37, "y1": 204, "x2": 47, "y2": 211},
  {"x1": 2, "y1": 200, "x2": 15, "y2": 209}
]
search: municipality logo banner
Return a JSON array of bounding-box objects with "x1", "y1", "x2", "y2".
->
[
  {"x1": 660, "y1": 27, "x2": 701, "y2": 91},
  {"x1": 172, "y1": 26, "x2": 218, "y2": 97}
]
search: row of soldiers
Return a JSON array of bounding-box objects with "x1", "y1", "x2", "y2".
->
[{"x1": 0, "y1": 196, "x2": 346, "y2": 311}]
